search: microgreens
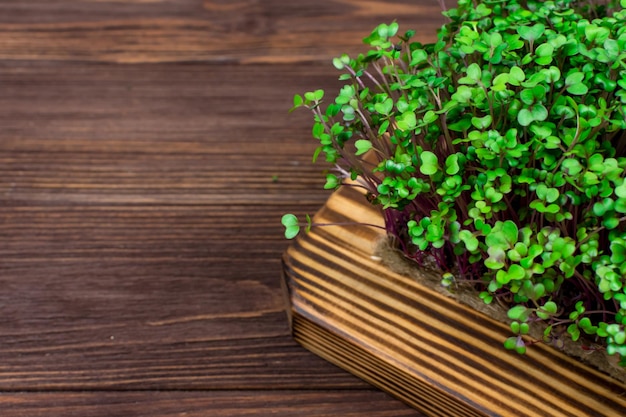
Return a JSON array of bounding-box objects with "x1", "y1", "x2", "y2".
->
[{"x1": 285, "y1": 0, "x2": 626, "y2": 365}]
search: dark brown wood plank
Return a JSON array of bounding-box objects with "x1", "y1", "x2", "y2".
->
[
  {"x1": 0, "y1": 206, "x2": 355, "y2": 389},
  {"x1": 0, "y1": 0, "x2": 444, "y2": 63},
  {"x1": 0, "y1": 0, "x2": 445, "y2": 413},
  {"x1": 0, "y1": 62, "x2": 338, "y2": 205},
  {"x1": 0, "y1": 61, "x2": 369, "y2": 389},
  {"x1": 0, "y1": 391, "x2": 420, "y2": 416}
]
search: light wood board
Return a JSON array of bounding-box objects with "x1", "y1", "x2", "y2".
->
[{"x1": 282, "y1": 185, "x2": 626, "y2": 417}]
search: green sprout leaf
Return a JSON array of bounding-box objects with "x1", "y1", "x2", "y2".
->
[
  {"x1": 293, "y1": 94, "x2": 303, "y2": 108},
  {"x1": 518, "y1": 23, "x2": 545, "y2": 43},
  {"x1": 517, "y1": 109, "x2": 534, "y2": 126},
  {"x1": 419, "y1": 151, "x2": 439, "y2": 176},
  {"x1": 397, "y1": 111, "x2": 417, "y2": 131},
  {"x1": 504, "y1": 336, "x2": 518, "y2": 350},
  {"x1": 445, "y1": 154, "x2": 460, "y2": 175},
  {"x1": 565, "y1": 72, "x2": 588, "y2": 95},
  {"x1": 467, "y1": 63, "x2": 482, "y2": 82},
  {"x1": 536, "y1": 301, "x2": 558, "y2": 319},
  {"x1": 375, "y1": 98, "x2": 393, "y2": 115},
  {"x1": 508, "y1": 305, "x2": 530, "y2": 321},
  {"x1": 304, "y1": 89, "x2": 324, "y2": 102},
  {"x1": 355, "y1": 140, "x2": 373, "y2": 156},
  {"x1": 471, "y1": 115, "x2": 492, "y2": 130},
  {"x1": 281, "y1": 214, "x2": 300, "y2": 239},
  {"x1": 324, "y1": 174, "x2": 340, "y2": 190}
]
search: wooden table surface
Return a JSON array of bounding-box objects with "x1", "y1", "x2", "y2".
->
[{"x1": 0, "y1": 1, "x2": 444, "y2": 415}]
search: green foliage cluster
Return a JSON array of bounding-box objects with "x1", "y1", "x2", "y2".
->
[{"x1": 286, "y1": 0, "x2": 626, "y2": 364}]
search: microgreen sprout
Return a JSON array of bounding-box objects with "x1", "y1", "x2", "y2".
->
[
  {"x1": 281, "y1": 213, "x2": 385, "y2": 239},
  {"x1": 286, "y1": 0, "x2": 626, "y2": 366}
]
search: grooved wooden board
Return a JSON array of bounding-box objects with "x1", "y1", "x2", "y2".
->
[
  {"x1": 0, "y1": 61, "x2": 363, "y2": 393},
  {"x1": 282, "y1": 185, "x2": 626, "y2": 417},
  {"x1": 0, "y1": 391, "x2": 420, "y2": 417},
  {"x1": 0, "y1": 0, "x2": 436, "y2": 413},
  {"x1": 0, "y1": 0, "x2": 443, "y2": 63}
]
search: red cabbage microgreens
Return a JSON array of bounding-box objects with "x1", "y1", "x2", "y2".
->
[{"x1": 285, "y1": 0, "x2": 626, "y2": 364}]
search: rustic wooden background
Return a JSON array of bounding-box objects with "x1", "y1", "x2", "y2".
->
[{"x1": 0, "y1": 1, "x2": 444, "y2": 415}]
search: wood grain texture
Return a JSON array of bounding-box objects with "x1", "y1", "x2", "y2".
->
[
  {"x1": 282, "y1": 185, "x2": 626, "y2": 417},
  {"x1": 0, "y1": 391, "x2": 418, "y2": 417},
  {"x1": 0, "y1": 61, "x2": 364, "y2": 390},
  {"x1": 0, "y1": 0, "x2": 441, "y2": 414},
  {"x1": 0, "y1": 62, "x2": 337, "y2": 205},
  {"x1": 0, "y1": 0, "x2": 444, "y2": 63}
]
